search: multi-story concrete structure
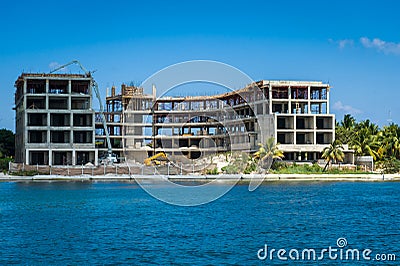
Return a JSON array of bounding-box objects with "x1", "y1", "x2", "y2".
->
[
  {"x1": 95, "y1": 80, "x2": 335, "y2": 163},
  {"x1": 14, "y1": 73, "x2": 98, "y2": 165}
]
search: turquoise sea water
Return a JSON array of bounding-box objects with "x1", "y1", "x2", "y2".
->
[{"x1": 0, "y1": 181, "x2": 399, "y2": 265}]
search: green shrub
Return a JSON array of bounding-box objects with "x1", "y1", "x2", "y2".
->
[
  {"x1": 10, "y1": 170, "x2": 41, "y2": 176},
  {"x1": 270, "y1": 162, "x2": 322, "y2": 174},
  {"x1": 378, "y1": 158, "x2": 400, "y2": 174},
  {"x1": 271, "y1": 161, "x2": 289, "y2": 171},
  {"x1": 221, "y1": 164, "x2": 239, "y2": 174},
  {"x1": 244, "y1": 163, "x2": 257, "y2": 174},
  {"x1": 0, "y1": 157, "x2": 13, "y2": 171},
  {"x1": 206, "y1": 167, "x2": 219, "y2": 175}
]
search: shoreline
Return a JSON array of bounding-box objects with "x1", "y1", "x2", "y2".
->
[{"x1": 0, "y1": 173, "x2": 397, "y2": 182}]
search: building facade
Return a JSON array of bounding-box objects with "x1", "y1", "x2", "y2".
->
[
  {"x1": 95, "y1": 80, "x2": 335, "y2": 163},
  {"x1": 14, "y1": 73, "x2": 98, "y2": 166}
]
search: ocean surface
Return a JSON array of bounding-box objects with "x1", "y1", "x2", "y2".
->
[{"x1": 0, "y1": 181, "x2": 399, "y2": 265}]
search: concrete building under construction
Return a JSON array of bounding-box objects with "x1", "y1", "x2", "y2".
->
[
  {"x1": 95, "y1": 80, "x2": 335, "y2": 164},
  {"x1": 14, "y1": 73, "x2": 97, "y2": 166},
  {"x1": 13, "y1": 68, "x2": 336, "y2": 166}
]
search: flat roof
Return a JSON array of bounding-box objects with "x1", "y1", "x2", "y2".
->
[{"x1": 15, "y1": 73, "x2": 92, "y2": 87}]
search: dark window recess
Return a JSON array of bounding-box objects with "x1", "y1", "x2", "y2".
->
[
  {"x1": 272, "y1": 104, "x2": 288, "y2": 113},
  {"x1": 277, "y1": 133, "x2": 286, "y2": 144},
  {"x1": 296, "y1": 134, "x2": 305, "y2": 144},
  {"x1": 27, "y1": 80, "x2": 46, "y2": 94},
  {"x1": 76, "y1": 152, "x2": 90, "y2": 165},
  {"x1": 272, "y1": 88, "x2": 289, "y2": 99},
  {"x1": 291, "y1": 88, "x2": 308, "y2": 99},
  {"x1": 73, "y1": 131, "x2": 92, "y2": 143},
  {"x1": 53, "y1": 152, "x2": 72, "y2": 165},
  {"x1": 28, "y1": 114, "x2": 47, "y2": 126},
  {"x1": 28, "y1": 131, "x2": 46, "y2": 143},
  {"x1": 49, "y1": 98, "x2": 68, "y2": 109},
  {"x1": 49, "y1": 80, "x2": 68, "y2": 94},
  {"x1": 71, "y1": 99, "x2": 89, "y2": 110},
  {"x1": 316, "y1": 133, "x2": 324, "y2": 144},
  {"x1": 297, "y1": 118, "x2": 305, "y2": 129},
  {"x1": 73, "y1": 114, "x2": 92, "y2": 126},
  {"x1": 71, "y1": 81, "x2": 89, "y2": 94},
  {"x1": 277, "y1": 118, "x2": 285, "y2": 129},
  {"x1": 51, "y1": 114, "x2": 70, "y2": 126},
  {"x1": 316, "y1": 119, "x2": 324, "y2": 129},
  {"x1": 30, "y1": 152, "x2": 45, "y2": 165},
  {"x1": 51, "y1": 131, "x2": 70, "y2": 143},
  {"x1": 27, "y1": 98, "x2": 46, "y2": 109}
]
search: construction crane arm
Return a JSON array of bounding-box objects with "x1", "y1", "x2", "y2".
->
[
  {"x1": 92, "y1": 79, "x2": 113, "y2": 155},
  {"x1": 49, "y1": 60, "x2": 113, "y2": 156},
  {"x1": 49, "y1": 60, "x2": 90, "y2": 75}
]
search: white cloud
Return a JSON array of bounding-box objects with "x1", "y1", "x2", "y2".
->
[
  {"x1": 49, "y1": 62, "x2": 68, "y2": 72},
  {"x1": 49, "y1": 62, "x2": 60, "y2": 69},
  {"x1": 338, "y1": 39, "x2": 354, "y2": 49},
  {"x1": 329, "y1": 38, "x2": 354, "y2": 49},
  {"x1": 333, "y1": 101, "x2": 362, "y2": 114},
  {"x1": 360, "y1": 37, "x2": 400, "y2": 55}
]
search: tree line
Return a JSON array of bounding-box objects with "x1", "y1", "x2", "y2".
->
[
  {"x1": 335, "y1": 114, "x2": 400, "y2": 173},
  {"x1": 0, "y1": 128, "x2": 15, "y2": 171}
]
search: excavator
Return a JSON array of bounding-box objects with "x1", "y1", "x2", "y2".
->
[
  {"x1": 144, "y1": 152, "x2": 168, "y2": 166},
  {"x1": 50, "y1": 60, "x2": 115, "y2": 165}
]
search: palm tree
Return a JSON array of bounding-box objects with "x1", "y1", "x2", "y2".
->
[
  {"x1": 380, "y1": 124, "x2": 400, "y2": 159},
  {"x1": 336, "y1": 114, "x2": 356, "y2": 144},
  {"x1": 356, "y1": 119, "x2": 379, "y2": 135},
  {"x1": 351, "y1": 134, "x2": 382, "y2": 161},
  {"x1": 341, "y1": 114, "x2": 356, "y2": 129},
  {"x1": 350, "y1": 120, "x2": 382, "y2": 160},
  {"x1": 254, "y1": 137, "x2": 284, "y2": 171},
  {"x1": 322, "y1": 140, "x2": 345, "y2": 171}
]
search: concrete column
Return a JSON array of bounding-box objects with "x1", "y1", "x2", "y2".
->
[
  {"x1": 88, "y1": 79, "x2": 92, "y2": 109},
  {"x1": 47, "y1": 113, "x2": 51, "y2": 144},
  {"x1": 268, "y1": 84, "x2": 273, "y2": 114},
  {"x1": 94, "y1": 149, "x2": 98, "y2": 166},
  {"x1": 46, "y1": 79, "x2": 49, "y2": 110},
  {"x1": 48, "y1": 149, "x2": 53, "y2": 166},
  {"x1": 23, "y1": 78, "x2": 27, "y2": 94},
  {"x1": 308, "y1": 86, "x2": 311, "y2": 114},
  {"x1": 294, "y1": 116, "x2": 297, "y2": 145},
  {"x1": 25, "y1": 149, "x2": 30, "y2": 165},
  {"x1": 68, "y1": 80, "x2": 72, "y2": 112},
  {"x1": 92, "y1": 113, "x2": 96, "y2": 145},
  {"x1": 72, "y1": 149, "x2": 76, "y2": 166},
  {"x1": 288, "y1": 86, "x2": 292, "y2": 114},
  {"x1": 313, "y1": 115, "x2": 317, "y2": 145},
  {"x1": 68, "y1": 95, "x2": 71, "y2": 110},
  {"x1": 326, "y1": 87, "x2": 330, "y2": 114},
  {"x1": 24, "y1": 109, "x2": 28, "y2": 145}
]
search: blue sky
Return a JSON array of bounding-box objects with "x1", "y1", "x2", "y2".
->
[{"x1": 1, "y1": 0, "x2": 400, "y2": 131}]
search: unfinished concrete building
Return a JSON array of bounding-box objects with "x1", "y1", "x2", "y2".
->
[
  {"x1": 95, "y1": 80, "x2": 335, "y2": 163},
  {"x1": 14, "y1": 73, "x2": 98, "y2": 165}
]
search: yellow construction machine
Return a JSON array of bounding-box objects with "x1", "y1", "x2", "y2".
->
[{"x1": 144, "y1": 152, "x2": 168, "y2": 166}]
